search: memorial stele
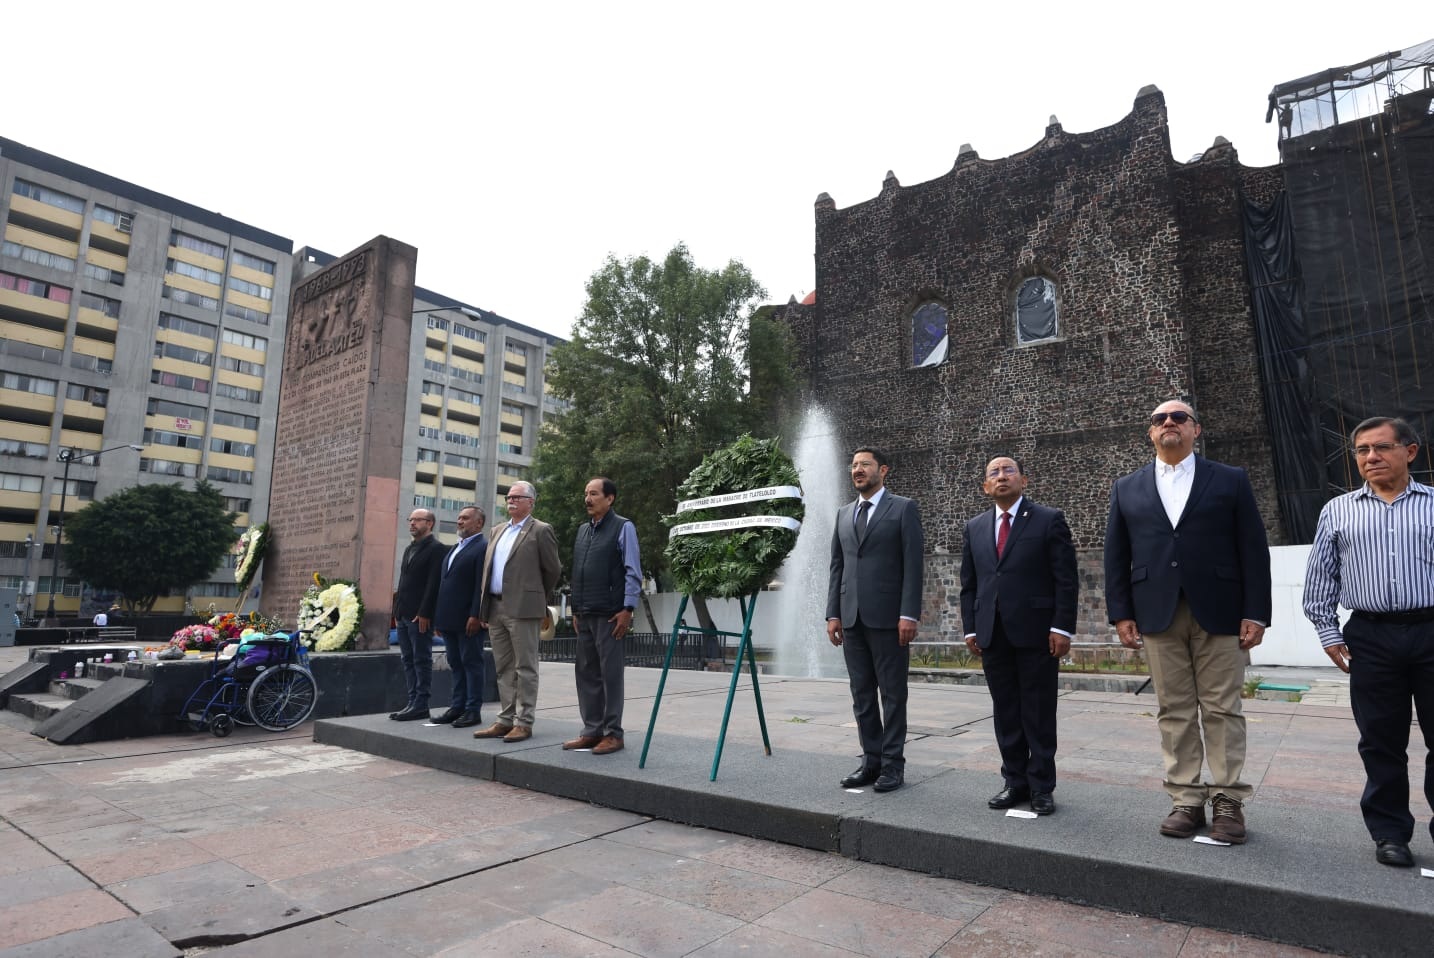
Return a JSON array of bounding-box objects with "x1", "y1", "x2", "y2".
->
[{"x1": 261, "y1": 236, "x2": 418, "y2": 650}]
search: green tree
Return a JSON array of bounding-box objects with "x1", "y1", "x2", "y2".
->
[
  {"x1": 534, "y1": 243, "x2": 796, "y2": 591},
  {"x1": 63, "y1": 481, "x2": 238, "y2": 613}
]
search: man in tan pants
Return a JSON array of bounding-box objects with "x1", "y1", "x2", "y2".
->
[
  {"x1": 1104, "y1": 400, "x2": 1272, "y2": 844},
  {"x1": 473, "y1": 481, "x2": 561, "y2": 743}
]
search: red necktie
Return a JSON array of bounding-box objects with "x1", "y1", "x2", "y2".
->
[{"x1": 996, "y1": 511, "x2": 1011, "y2": 558}]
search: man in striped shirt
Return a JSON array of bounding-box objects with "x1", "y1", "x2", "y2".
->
[{"x1": 1303, "y1": 416, "x2": 1434, "y2": 869}]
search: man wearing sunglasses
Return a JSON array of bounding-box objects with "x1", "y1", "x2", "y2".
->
[
  {"x1": 1105, "y1": 400, "x2": 1271, "y2": 844},
  {"x1": 1303, "y1": 417, "x2": 1434, "y2": 868}
]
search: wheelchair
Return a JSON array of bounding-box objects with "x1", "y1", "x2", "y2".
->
[{"x1": 180, "y1": 631, "x2": 318, "y2": 736}]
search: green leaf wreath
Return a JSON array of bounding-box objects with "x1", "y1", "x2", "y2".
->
[
  {"x1": 233, "y1": 521, "x2": 269, "y2": 594},
  {"x1": 664, "y1": 435, "x2": 805, "y2": 598}
]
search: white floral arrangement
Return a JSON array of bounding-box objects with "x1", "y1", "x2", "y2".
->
[
  {"x1": 296, "y1": 573, "x2": 363, "y2": 652},
  {"x1": 233, "y1": 522, "x2": 270, "y2": 593}
]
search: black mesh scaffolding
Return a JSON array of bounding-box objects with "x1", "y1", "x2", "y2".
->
[{"x1": 1248, "y1": 48, "x2": 1434, "y2": 541}]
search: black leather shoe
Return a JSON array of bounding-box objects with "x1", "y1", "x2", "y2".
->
[
  {"x1": 388, "y1": 709, "x2": 405, "y2": 720},
  {"x1": 431, "y1": 708, "x2": 463, "y2": 725},
  {"x1": 837, "y1": 762, "x2": 877, "y2": 785},
  {"x1": 988, "y1": 786, "x2": 1030, "y2": 809},
  {"x1": 1376, "y1": 840, "x2": 1415, "y2": 867},
  {"x1": 451, "y1": 710, "x2": 482, "y2": 729},
  {"x1": 394, "y1": 706, "x2": 430, "y2": 721},
  {"x1": 1030, "y1": 792, "x2": 1056, "y2": 816},
  {"x1": 873, "y1": 769, "x2": 904, "y2": 793}
]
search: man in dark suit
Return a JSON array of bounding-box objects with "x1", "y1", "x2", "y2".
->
[
  {"x1": 473, "y1": 481, "x2": 561, "y2": 743},
  {"x1": 430, "y1": 505, "x2": 488, "y2": 728},
  {"x1": 390, "y1": 508, "x2": 444, "y2": 721},
  {"x1": 827, "y1": 447, "x2": 925, "y2": 793},
  {"x1": 1105, "y1": 400, "x2": 1271, "y2": 843},
  {"x1": 961, "y1": 456, "x2": 1077, "y2": 816}
]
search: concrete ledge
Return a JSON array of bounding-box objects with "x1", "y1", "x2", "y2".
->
[{"x1": 313, "y1": 713, "x2": 1434, "y2": 956}]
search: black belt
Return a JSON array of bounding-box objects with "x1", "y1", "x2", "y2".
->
[{"x1": 1353, "y1": 608, "x2": 1434, "y2": 625}]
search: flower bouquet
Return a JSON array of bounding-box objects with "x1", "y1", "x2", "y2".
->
[
  {"x1": 233, "y1": 522, "x2": 269, "y2": 596},
  {"x1": 169, "y1": 623, "x2": 221, "y2": 653},
  {"x1": 296, "y1": 573, "x2": 364, "y2": 652}
]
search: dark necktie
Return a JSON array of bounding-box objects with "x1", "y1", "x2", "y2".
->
[
  {"x1": 856, "y1": 500, "x2": 871, "y2": 538},
  {"x1": 996, "y1": 511, "x2": 1011, "y2": 558}
]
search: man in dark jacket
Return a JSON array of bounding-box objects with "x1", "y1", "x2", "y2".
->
[
  {"x1": 431, "y1": 505, "x2": 488, "y2": 727},
  {"x1": 391, "y1": 508, "x2": 444, "y2": 721},
  {"x1": 564, "y1": 478, "x2": 642, "y2": 755}
]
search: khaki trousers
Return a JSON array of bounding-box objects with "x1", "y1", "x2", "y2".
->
[
  {"x1": 1143, "y1": 598, "x2": 1252, "y2": 806},
  {"x1": 488, "y1": 597, "x2": 541, "y2": 728}
]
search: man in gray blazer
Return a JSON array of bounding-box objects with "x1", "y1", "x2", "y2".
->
[
  {"x1": 473, "y1": 481, "x2": 561, "y2": 743},
  {"x1": 826, "y1": 447, "x2": 925, "y2": 793}
]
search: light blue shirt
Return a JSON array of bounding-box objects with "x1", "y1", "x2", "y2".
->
[
  {"x1": 489, "y1": 518, "x2": 527, "y2": 595},
  {"x1": 1303, "y1": 479, "x2": 1434, "y2": 647}
]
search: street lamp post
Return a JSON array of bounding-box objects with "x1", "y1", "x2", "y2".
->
[{"x1": 44, "y1": 443, "x2": 143, "y2": 621}]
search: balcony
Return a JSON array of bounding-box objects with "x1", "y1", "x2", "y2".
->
[{"x1": 7, "y1": 195, "x2": 82, "y2": 241}]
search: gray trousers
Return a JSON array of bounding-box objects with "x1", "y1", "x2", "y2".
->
[{"x1": 575, "y1": 612, "x2": 625, "y2": 739}]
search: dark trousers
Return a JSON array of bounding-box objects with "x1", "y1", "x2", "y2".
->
[
  {"x1": 444, "y1": 629, "x2": 486, "y2": 713},
  {"x1": 575, "y1": 613, "x2": 625, "y2": 739},
  {"x1": 1345, "y1": 615, "x2": 1434, "y2": 843},
  {"x1": 842, "y1": 619, "x2": 910, "y2": 772},
  {"x1": 982, "y1": 621, "x2": 1060, "y2": 793},
  {"x1": 395, "y1": 618, "x2": 432, "y2": 708}
]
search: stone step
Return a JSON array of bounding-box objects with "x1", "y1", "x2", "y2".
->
[
  {"x1": 7, "y1": 692, "x2": 74, "y2": 721},
  {"x1": 50, "y1": 677, "x2": 105, "y2": 701}
]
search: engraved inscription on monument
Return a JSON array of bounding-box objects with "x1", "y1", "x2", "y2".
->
[{"x1": 262, "y1": 238, "x2": 418, "y2": 647}]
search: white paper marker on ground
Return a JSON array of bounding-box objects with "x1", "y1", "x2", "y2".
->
[{"x1": 1005, "y1": 809, "x2": 1038, "y2": 819}]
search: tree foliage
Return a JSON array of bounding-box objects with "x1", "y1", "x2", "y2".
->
[
  {"x1": 63, "y1": 481, "x2": 238, "y2": 612},
  {"x1": 534, "y1": 243, "x2": 797, "y2": 585}
]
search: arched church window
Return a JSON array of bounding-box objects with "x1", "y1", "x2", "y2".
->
[
  {"x1": 911, "y1": 302, "x2": 948, "y2": 367},
  {"x1": 1015, "y1": 277, "x2": 1059, "y2": 344}
]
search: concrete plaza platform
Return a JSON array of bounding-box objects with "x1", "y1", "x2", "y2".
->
[{"x1": 315, "y1": 662, "x2": 1431, "y2": 956}]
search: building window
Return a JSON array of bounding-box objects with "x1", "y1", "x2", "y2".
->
[
  {"x1": 170, "y1": 230, "x2": 226, "y2": 259},
  {"x1": 0, "y1": 270, "x2": 71, "y2": 303},
  {"x1": 92, "y1": 206, "x2": 133, "y2": 232},
  {"x1": 1015, "y1": 277, "x2": 1060, "y2": 344},
  {"x1": 453, "y1": 323, "x2": 485, "y2": 343},
  {"x1": 911, "y1": 302, "x2": 948, "y2": 367},
  {"x1": 158, "y1": 313, "x2": 217, "y2": 339},
  {"x1": 193, "y1": 582, "x2": 240, "y2": 597},
  {"x1": 221, "y1": 329, "x2": 267, "y2": 352},
  {"x1": 140, "y1": 458, "x2": 198, "y2": 477},
  {"x1": 79, "y1": 292, "x2": 121, "y2": 318},
  {"x1": 421, "y1": 381, "x2": 443, "y2": 397},
  {"x1": 416, "y1": 448, "x2": 439, "y2": 463},
  {"x1": 167, "y1": 258, "x2": 222, "y2": 286},
  {"x1": 154, "y1": 341, "x2": 214, "y2": 366},
  {"x1": 143, "y1": 428, "x2": 204, "y2": 450},
  {"x1": 0, "y1": 473, "x2": 45, "y2": 493},
  {"x1": 65, "y1": 383, "x2": 108, "y2": 406},
  {"x1": 499, "y1": 442, "x2": 524, "y2": 456},
  {"x1": 223, "y1": 496, "x2": 252, "y2": 513},
  {"x1": 83, "y1": 262, "x2": 125, "y2": 286},
  {"x1": 12, "y1": 179, "x2": 84, "y2": 213},
  {"x1": 150, "y1": 370, "x2": 210, "y2": 394},
  {"x1": 2, "y1": 240, "x2": 76, "y2": 272},
  {"x1": 210, "y1": 437, "x2": 256, "y2": 457},
  {"x1": 232, "y1": 250, "x2": 275, "y2": 274},
  {"x1": 2, "y1": 372, "x2": 59, "y2": 396},
  {"x1": 223, "y1": 302, "x2": 269, "y2": 325},
  {"x1": 219, "y1": 356, "x2": 264, "y2": 376},
  {"x1": 214, "y1": 383, "x2": 261, "y2": 403},
  {"x1": 206, "y1": 466, "x2": 253, "y2": 484},
  {"x1": 450, "y1": 387, "x2": 480, "y2": 405},
  {"x1": 212, "y1": 409, "x2": 259, "y2": 430},
  {"x1": 148, "y1": 398, "x2": 207, "y2": 421},
  {"x1": 0, "y1": 439, "x2": 48, "y2": 459},
  {"x1": 162, "y1": 285, "x2": 218, "y2": 311},
  {"x1": 226, "y1": 275, "x2": 273, "y2": 300},
  {"x1": 444, "y1": 453, "x2": 478, "y2": 470}
]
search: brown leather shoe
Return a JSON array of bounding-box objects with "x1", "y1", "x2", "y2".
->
[
  {"x1": 592, "y1": 735, "x2": 624, "y2": 755},
  {"x1": 1209, "y1": 795, "x2": 1247, "y2": 844},
  {"x1": 563, "y1": 735, "x2": 601, "y2": 751},
  {"x1": 1159, "y1": 804, "x2": 1206, "y2": 838},
  {"x1": 502, "y1": 725, "x2": 532, "y2": 742},
  {"x1": 471, "y1": 723, "x2": 513, "y2": 739}
]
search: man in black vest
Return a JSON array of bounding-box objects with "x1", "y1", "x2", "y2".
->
[
  {"x1": 564, "y1": 477, "x2": 643, "y2": 755},
  {"x1": 391, "y1": 508, "x2": 444, "y2": 720}
]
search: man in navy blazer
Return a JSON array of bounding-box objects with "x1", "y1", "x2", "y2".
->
[
  {"x1": 1105, "y1": 400, "x2": 1271, "y2": 844},
  {"x1": 827, "y1": 447, "x2": 925, "y2": 794},
  {"x1": 961, "y1": 456, "x2": 1077, "y2": 816},
  {"x1": 430, "y1": 505, "x2": 488, "y2": 728}
]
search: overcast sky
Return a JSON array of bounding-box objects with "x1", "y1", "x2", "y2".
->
[{"x1": 7, "y1": 2, "x2": 1419, "y2": 338}]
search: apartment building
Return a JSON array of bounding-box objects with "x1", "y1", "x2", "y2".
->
[{"x1": 0, "y1": 137, "x2": 291, "y2": 616}]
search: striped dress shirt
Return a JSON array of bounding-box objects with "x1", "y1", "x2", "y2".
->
[{"x1": 1302, "y1": 479, "x2": 1434, "y2": 647}]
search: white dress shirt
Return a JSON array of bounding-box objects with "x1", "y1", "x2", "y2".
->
[
  {"x1": 1155, "y1": 453, "x2": 1195, "y2": 527},
  {"x1": 489, "y1": 518, "x2": 527, "y2": 595}
]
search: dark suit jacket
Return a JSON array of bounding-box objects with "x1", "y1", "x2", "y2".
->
[
  {"x1": 433, "y1": 532, "x2": 487, "y2": 637},
  {"x1": 826, "y1": 492, "x2": 924, "y2": 629},
  {"x1": 479, "y1": 517, "x2": 561, "y2": 620},
  {"x1": 960, "y1": 500, "x2": 1078, "y2": 649},
  {"x1": 393, "y1": 534, "x2": 444, "y2": 620},
  {"x1": 1104, "y1": 456, "x2": 1272, "y2": 636}
]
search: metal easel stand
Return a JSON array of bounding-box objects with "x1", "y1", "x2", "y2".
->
[{"x1": 638, "y1": 591, "x2": 772, "y2": 781}]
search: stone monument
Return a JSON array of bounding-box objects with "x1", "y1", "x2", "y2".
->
[{"x1": 261, "y1": 236, "x2": 417, "y2": 649}]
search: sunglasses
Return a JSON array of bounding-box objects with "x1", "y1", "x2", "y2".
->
[{"x1": 1150, "y1": 411, "x2": 1196, "y2": 426}]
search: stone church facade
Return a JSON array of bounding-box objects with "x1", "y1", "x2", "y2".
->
[{"x1": 782, "y1": 87, "x2": 1285, "y2": 642}]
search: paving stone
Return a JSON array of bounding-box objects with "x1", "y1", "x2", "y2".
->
[
  {"x1": 141, "y1": 884, "x2": 317, "y2": 947},
  {"x1": 0, "y1": 888, "x2": 133, "y2": 950},
  {"x1": 0, "y1": 917, "x2": 179, "y2": 958},
  {"x1": 204, "y1": 918, "x2": 410, "y2": 957},
  {"x1": 756, "y1": 887, "x2": 966, "y2": 957},
  {"x1": 540, "y1": 883, "x2": 743, "y2": 958}
]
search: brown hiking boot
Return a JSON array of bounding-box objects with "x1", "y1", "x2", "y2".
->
[
  {"x1": 1209, "y1": 795, "x2": 1247, "y2": 844},
  {"x1": 1159, "y1": 804, "x2": 1206, "y2": 838}
]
